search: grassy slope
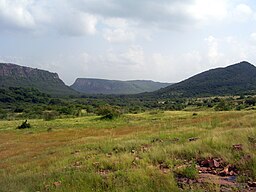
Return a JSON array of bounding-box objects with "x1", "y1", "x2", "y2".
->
[{"x1": 1, "y1": 111, "x2": 256, "y2": 191}]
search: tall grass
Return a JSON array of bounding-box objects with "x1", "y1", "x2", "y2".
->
[{"x1": 0, "y1": 111, "x2": 256, "y2": 191}]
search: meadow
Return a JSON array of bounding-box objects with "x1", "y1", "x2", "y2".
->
[{"x1": 1, "y1": 110, "x2": 256, "y2": 191}]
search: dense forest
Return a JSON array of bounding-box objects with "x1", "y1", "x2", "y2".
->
[{"x1": 1, "y1": 86, "x2": 256, "y2": 120}]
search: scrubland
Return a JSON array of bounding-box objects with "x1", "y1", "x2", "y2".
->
[{"x1": 1, "y1": 111, "x2": 256, "y2": 191}]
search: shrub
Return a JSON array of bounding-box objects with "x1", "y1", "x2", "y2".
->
[
  {"x1": 96, "y1": 105, "x2": 121, "y2": 120},
  {"x1": 0, "y1": 108, "x2": 7, "y2": 119},
  {"x1": 176, "y1": 163, "x2": 198, "y2": 179},
  {"x1": 17, "y1": 120, "x2": 31, "y2": 129},
  {"x1": 14, "y1": 107, "x2": 24, "y2": 113},
  {"x1": 245, "y1": 98, "x2": 256, "y2": 106},
  {"x1": 215, "y1": 100, "x2": 232, "y2": 111}
]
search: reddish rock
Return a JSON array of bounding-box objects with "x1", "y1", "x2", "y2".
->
[
  {"x1": 213, "y1": 159, "x2": 220, "y2": 168},
  {"x1": 219, "y1": 164, "x2": 238, "y2": 176}
]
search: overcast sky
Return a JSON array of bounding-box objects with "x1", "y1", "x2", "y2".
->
[{"x1": 0, "y1": 0, "x2": 256, "y2": 85}]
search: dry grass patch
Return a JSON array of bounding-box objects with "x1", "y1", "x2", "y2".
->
[{"x1": 1, "y1": 111, "x2": 256, "y2": 191}]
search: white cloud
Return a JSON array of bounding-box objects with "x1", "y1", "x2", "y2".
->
[
  {"x1": 187, "y1": 0, "x2": 228, "y2": 22},
  {"x1": 251, "y1": 33, "x2": 256, "y2": 43},
  {"x1": 202, "y1": 34, "x2": 256, "y2": 67},
  {"x1": 232, "y1": 4, "x2": 254, "y2": 22},
  {"x1": 205, "y1": 35, "x2": 224, "y2": 65},
  {"x1": 102, "y1": 18, "x2": 135, "y2": 43},
  {"x1": 103, "y1": 28, "x2": 135, "y2": 43},
  {"x1": 1, "y1": 0, "x2": 255, "y2": 37},
  {"x1": 0, "y1": 55, "x2": 24, "y2": 63},
  {"x1": 146, "y1": 51, "x2": 206, "y2": 82},
  {"x1": 102, "y1": 45, "x2": 144, "y2": 66},
  {"x1": 103, "y1": 18, "x2": 129, "y2": 28},
  {"x1": 122, "y1": 45, "x2": 144, "y2": 65},
  {"x1": 0, "y1": 0, "x2": 35, "y2": 30},
  {"x1": 151, "y1": 53, "x2": 175, "y2": 79},
  {"x1": 0, "y1": 0, "x2": 98, "y2": 36},
  {"x1": 56, "y1": 12, "x2": 98, "y2": 36},
  {"x1": 1, "y1": 0, "x2": 250, "y2": 36}
]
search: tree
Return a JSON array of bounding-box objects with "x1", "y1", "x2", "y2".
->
[{"x1": 96, "y1": 105, "x2": 121, "y2": 119}]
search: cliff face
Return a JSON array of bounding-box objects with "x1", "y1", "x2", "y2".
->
[
  {"x1": 0, "y1": 63, "x2": 76, "y2": 96},
  {"x1": 0, "y1": 63, "x2": 59, "y2": 80}
]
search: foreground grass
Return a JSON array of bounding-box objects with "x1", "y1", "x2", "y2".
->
[{"x1": 0, "y1": 111, "x2": 256, "y2": 191}]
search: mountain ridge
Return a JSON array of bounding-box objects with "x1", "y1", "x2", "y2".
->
[
  {"x1": 154, "y1": 61, "x2": 256, "y2": 98},
  {"x1": 1, "y1": 61, "x2": 256, "y2": 98},
  {"x1": 71, "y1": 78, "x2": 172, "y2": 94},
  {"x1": 0, "y1": 63, "x2": 76, "y2": 96}
]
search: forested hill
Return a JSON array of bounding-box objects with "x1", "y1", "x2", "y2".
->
[
  {"x1": 0, "y1": 63, "x2": 76, "y2": 96},
  {"x1": 2, "y1": 61, "x2": 255, "y2": 98},
  {"x1": 71, "y1": 78, "x2": 171, "y2": 94},
  {"x1": 153, "y1": 61, "x2": 256, "y2": 98}
]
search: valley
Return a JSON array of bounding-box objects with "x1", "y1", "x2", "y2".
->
[
  {"x1": 1, "y1": 1, "x2": 255, "y2": 191},
  {"x1": 1, "y1": 61, "x2": 256, "y2": 191}
]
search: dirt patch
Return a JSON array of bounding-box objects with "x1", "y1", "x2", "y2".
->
[
  {"x1": 176, "y1": 157, "x2": 256, "y2": 191},
  {"x1": 198, "y1": 173, "x2": 237, "y2": 186}
]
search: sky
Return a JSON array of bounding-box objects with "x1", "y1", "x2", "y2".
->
[{"x1": 0, "y1": 0, "x2": 256, "y2": 85}]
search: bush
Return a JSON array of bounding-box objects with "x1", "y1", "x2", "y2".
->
[
  {"x1": 245, "y1": 98, "x2": 256, "y2": 106},
  {"x1": 176, "y1": 163, "x2": 198, "y2": 179},
  {"x1": 182, "y1": 163, "x2": 198, "y2": 179},
  {"x1": 14, "y1": 107, "x2": 24, "y2": 113},
  {"x1": 43, "y1": 111, "x2": 58, "y2": 121},
  {"x1": 0, "y1": 108, "x2": 7, "y2": 119},
  {"x1": 17, "y1": 120, "x2": 31, "y2": 129},
  {"x1": 96, "y1": 105, "x2": 121, "y2": 120},
  {"x1": 215, "y1": 100, "x2": 232, "y2": 111}
]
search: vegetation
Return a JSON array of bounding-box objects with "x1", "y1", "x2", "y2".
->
[
  {"x1": 71, "y1": 78, "x2": 171, "y2": 94},
  {"x1": 2, "y1": 86, "x2": 256, "y2": 121},
  {"x1": 2, "y1": 62, "x2": 256, "y2": 191},
  {"x1": 17, "y1": 120, "x2": 31, "y2": 129},
  {"x1": 96, "y1": 105, "x2": 122, "y2": 119},
  {"x1": 0, "y1": 63, "x2": 77, "y2": 96},
  {"x1": 155, "y1": 61, "x2": 256, "y2": 98},
  {"x1": 1, "y1": 111, "x2": 256, "y2": 191}
]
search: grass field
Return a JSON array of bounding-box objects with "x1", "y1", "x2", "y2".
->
[{"x1": 1, "y1": 110, "x2": 256, "y2": 191}]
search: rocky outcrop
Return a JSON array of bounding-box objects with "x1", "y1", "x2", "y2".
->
[{"x1": 0, "y1": 63, "x2": 76, "y2": 96}]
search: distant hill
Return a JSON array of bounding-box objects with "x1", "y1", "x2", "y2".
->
[
  {"x1": 71, "y1": 78, "x2": 172, "y2": 94},
  {"x1": 154, "y1": 61, "x2": 256, "y2": 98},
  {"x1": 0, "y1": 63, "x2": 76, "y2": 96}
]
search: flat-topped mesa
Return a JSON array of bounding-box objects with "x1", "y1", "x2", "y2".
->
[
  {"x1": 0, "y1": 63, "x2": 76, "y2": 96},
  {"x1": 0, "y1": 63, "x2": 60, "y2": 79},
  {"x1": 70, "y1": 78, "x2": 171, "y2": 95}
]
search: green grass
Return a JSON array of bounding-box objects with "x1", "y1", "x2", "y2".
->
[{"x1": 0, "y1": 111, "x2": 256, "y2": 191}]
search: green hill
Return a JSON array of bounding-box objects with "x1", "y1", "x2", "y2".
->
[
  {"x1": 0, "y1": 63, "x2": 77, "y2": 96},
  {"x1": 71, "y1": 78, "x2": 171, "y2": 94},
  {"x1": 154, "y1": 61, "x2": 256, "y2": 98}
]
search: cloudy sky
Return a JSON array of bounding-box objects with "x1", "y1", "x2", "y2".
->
[{"x1": 0, "y1": 0, "x2": 256, "y2": 85}]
